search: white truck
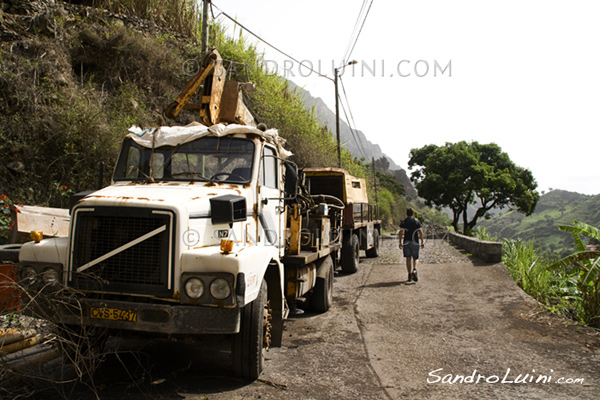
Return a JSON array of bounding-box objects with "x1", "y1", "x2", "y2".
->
[{"x1": 17, "y1": 122, "x2": 344, "y2": 379}]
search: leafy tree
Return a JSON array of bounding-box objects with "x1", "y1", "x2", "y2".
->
[{"x1": 408, "y1": 141, "x2": 539, "y2": 234}]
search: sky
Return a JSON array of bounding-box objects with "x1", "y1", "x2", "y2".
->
[{"x1": 210, "y1": 0, "x2": 600, "y2": 195}]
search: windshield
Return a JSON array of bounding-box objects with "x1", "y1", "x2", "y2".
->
[{"x1": 113, "y1": 136, "x2": 255, "y2": 183}]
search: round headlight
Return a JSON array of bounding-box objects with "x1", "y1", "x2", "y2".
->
[
  {"x1": 185, "y1": 278, "x2": 204, "y2": 299},
  {"x1": 43, "y1": 268, "x2": 60, "y2": 285},
  {"x1": 210, "y1": 278, "x2": 231, "y2": 300},
  {"x1": 22, "y1": 266, "x2": 37, "y2": 286}
]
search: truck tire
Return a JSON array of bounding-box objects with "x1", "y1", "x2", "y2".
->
[
  {"x1": 366, "y1": 229, "x2": 380, "y2": 258},
  {"x1": 232, "y1": 279, "x2": 270, "y2": 380},
  {"x1": 312, "y1": 256, "x2": 334, "y2": 313},
  {"x1": 342, "y1": 233, "x2": 359, "y2": 274}
]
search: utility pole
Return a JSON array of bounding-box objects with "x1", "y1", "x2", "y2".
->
[
  {"x1": 372, "y1": 157, "x2": 379, "y2": 218},
  {"x1": 201, "y1": 0, "x2": 211, "y2": 55},
  {"x1": 335, "y1": 69, "x2": 341, "y2": 168},
  {"x1": 334, "y1": 60, "x2": 357, "y2": 168}
]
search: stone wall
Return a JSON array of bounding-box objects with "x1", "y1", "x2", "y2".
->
[{"x1": 448, "y1": 231, "x2": 502, "y2": 263}]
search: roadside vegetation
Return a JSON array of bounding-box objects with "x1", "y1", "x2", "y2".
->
[
  {"x1": 91, "y1": 0, "x2": 202, "y2": 37},
  {"x1": 0, "y1": 0, "x2": 426, "y2": 231},
  {"x1": 502, "y1": 221, "x2": 600, "y2": 329}
]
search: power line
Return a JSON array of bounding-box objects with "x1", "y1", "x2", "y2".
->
[
  {"x1": 338, "y1": 75, "x2": 369, "y2": 160},
  {"x1": 339, "y1": 100, "x2": 369, "y2": 160},
  {"x1": 339, "y1": 76, "x2": 359, "y2": 135},
  {"x1": 342, "y1": 0, "x2": 374, "y2": 66},
  {"x1": 340, "y1": 0, "x2": 368, "y2": 65},
  {"x1": 210, "y1": 1, "x2": 369, "y2": 161},
  {"x1": 211, "y1": 2, "x2": 333, "y2": 81}
]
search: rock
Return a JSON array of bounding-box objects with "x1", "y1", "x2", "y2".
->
[
  {"x1": 4, "y1": 0, "x2": 57, "y2": 15},
  {"x1": 31, "y1": 11, "x2": 58, "y2": 37},
  {"x1": 7, "y1": 161, "x2": 24, "y2": 173}
]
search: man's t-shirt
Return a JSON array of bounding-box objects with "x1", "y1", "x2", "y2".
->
[{"x1": 400, "y1": 217, "x2": 422, "y2": 243}]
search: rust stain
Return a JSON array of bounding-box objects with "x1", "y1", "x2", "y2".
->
[{"x1": 85, "y1": 195, "x2": 164, "y2": 202}]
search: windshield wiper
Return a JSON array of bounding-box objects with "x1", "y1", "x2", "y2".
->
[{"x1": 170, "y1": 172, "x2": 209, "y2": 182}]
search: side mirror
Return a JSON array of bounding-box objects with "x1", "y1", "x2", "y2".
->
[
  {"x1": 284, "y1": 161, "x2": 298, "y2": 200},
  {"x1": 210, "y1": 195, "x2": 247, "y2": 224}
]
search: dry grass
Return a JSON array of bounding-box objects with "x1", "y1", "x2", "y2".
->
[{"x1": 93, "y1": 0, "x2": 203, "y2": 37}]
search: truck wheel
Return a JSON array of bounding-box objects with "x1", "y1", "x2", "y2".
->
[
  {"x1": 366, "y1": 229, "x2": 380, "y2": 258},
  {"x1": 232, "y1": 280, "x2": 270, "y2": 380},
  {"x1": 342, "y1": 233, "x2": 359, "y2": 274},
  {"x1": 312, "y1": 256, "x2": 334, "y2": 313}
]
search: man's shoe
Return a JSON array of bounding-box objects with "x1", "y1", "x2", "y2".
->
[
  {"x1": 413, "y1": 269, "x2": 418, "y2": 282},
  {"x1": 408, "y1": 273, "x2": 412, "y2": 282}
]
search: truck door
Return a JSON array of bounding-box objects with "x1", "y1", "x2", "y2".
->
[{"x1": 259, "y1": 145, "x2": 284, "y2": 257}]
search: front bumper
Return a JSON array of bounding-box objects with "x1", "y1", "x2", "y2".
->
[{"x1": 39, "y1": 297, "x2": 241, "y2": 335}]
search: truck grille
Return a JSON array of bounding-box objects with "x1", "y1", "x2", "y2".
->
[{"x1": 70, "y1": 207, "x2": 174, "y2": 296}]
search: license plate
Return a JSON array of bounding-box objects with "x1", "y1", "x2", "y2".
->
[{"x1": 90, "y1": 307, "x2": 137, "y2": 322}]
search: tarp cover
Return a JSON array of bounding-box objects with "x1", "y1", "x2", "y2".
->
[{"x1": 127, "y1": 122, "x2": 292, "y2": 158}]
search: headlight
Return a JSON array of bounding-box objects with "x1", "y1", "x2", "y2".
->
[
  {"x1": 185, "y1": 277, "x2": 204, "y2": 299},
  {"x1": 210, "y1": 277, "x2": 231, "y2": 300},
  {"x1": 42, "y1": 268, "x2": 60, "y2": 286},
  {"x1": 22, "y1": 266, "x2": 37, "y2": 286}
]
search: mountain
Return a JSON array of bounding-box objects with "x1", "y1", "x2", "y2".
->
[
  {"x1": 478, "y1": 189, "x2": 600, "y2": 258},
  {"x1": 287, "y1": 81, "x2": 418, "y2": 199}
]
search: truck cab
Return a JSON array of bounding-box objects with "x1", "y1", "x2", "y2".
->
[{"x1": 18, "y1": 123, "x2": 342, "y2": 379}]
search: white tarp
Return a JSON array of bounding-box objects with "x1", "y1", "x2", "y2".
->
[{"x1": 127, "y1": 122, "x2": 292, "y2": 158}]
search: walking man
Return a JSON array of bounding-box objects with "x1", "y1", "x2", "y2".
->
[{"x1": 398, "y1": 208, "x2": 425, "y2": 282}]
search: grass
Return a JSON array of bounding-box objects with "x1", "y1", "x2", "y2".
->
[
  {"x1": 93, "y1": 0, "x2": 203, "y2": 37},
  {"x1": 0, "y1": 0, "x2": 408, "y2": 230},
  {"x1": 472, "y1": 226, "x2": 497, "y2": 241}
]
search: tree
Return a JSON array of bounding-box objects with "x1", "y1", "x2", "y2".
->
[{"x1": 408, "y1": 141, "x2": 539, "y2": 234}]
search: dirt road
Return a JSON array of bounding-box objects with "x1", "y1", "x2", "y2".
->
[{"x1": 22, "y1": 238, "x2": 600, "y2": 399}]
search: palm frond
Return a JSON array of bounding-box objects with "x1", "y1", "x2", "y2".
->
[{"x1": 549, "y1": 250, "x2": 600, "y2": 271}]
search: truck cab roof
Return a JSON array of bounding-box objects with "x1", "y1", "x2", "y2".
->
[
  {"x1": 127, "y1": 122, "x2": 291, "y2": 158},
  {"x1": 303, "y1": 167, "x2": 369, "y2": 204}
]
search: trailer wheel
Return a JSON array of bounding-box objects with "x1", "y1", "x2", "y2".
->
[
  {"x1": 342, "y1": 233, "x2": 359, "y2": 274},
  {"x1": 312, "y1": 256, "x2": 334, "y2": 313},
  {"x1": 366, "y1": 229, "x2": 380, "y2": 258},
  {"x1": 232, "y1": 279, "x2": 271, "y2": 380}
]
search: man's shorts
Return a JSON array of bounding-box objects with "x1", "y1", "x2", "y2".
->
[{"x1": 402, "y1": 241, "x2": 420, "y2": 259}]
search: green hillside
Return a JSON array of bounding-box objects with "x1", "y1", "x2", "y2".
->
[
  {"x1": 0, "y1": 0, "x2": 444, "y2": 232},
  {"x1": 479, "y1": 189, "x2": 600, "y2": 258}
]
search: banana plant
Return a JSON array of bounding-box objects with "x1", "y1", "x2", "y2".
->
[{"x1": 550, "y1": 221, "x2": 600, "y2": 327}]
